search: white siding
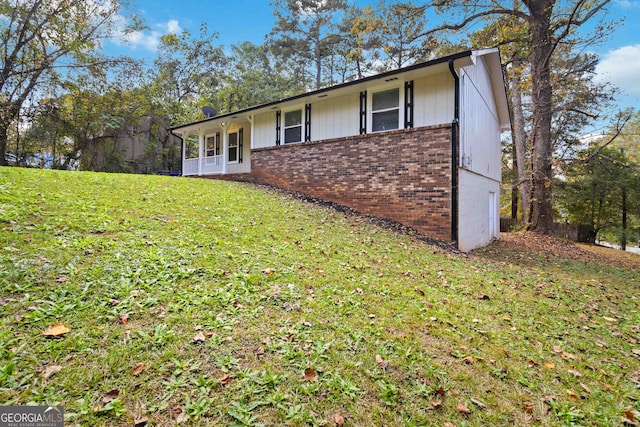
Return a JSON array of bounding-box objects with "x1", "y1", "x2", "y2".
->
[
  {"x1": 413, "y1": 72, "x2": 455, "y2": 127},
  {"x1": 312, "y1": 94, "x2": 359, "y2": 140},
  {"x1": 459, "y1": 57, "x2": 502, "y2": 182},
  {"x1": 253, "y1": 112, "x2": 276, "y2": 149},
  {"x1": 458, "y1": 169, "x2": 500, "y2": 252}
]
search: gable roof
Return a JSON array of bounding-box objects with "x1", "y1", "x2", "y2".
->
[{"x1": 170, "y1": 49, "x2": 509, "y2": 132}]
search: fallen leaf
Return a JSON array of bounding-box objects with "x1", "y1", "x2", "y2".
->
[
  {"x1": 333, "y1": 413, "x2": 345, "y2": 425},
  {"x1": 220, "y1": 373, "x2": 230, "y2": 385},
  {"x1": 567, "y1": 369, "x2": 582, "y2": 378},
  {"x1": 625, "y1": 410, "x2": 635, "y2": 422},
  {"x1": 463, "y1": 355, "x2": 474, "y2": 365},
  {"x1": 523, "y1": 401, "x2": 535, "y2": 413},
  {"x1": 304, "y1": 363, "x2": 318, "y2": 382},
  {"x1": 134, "y1": 415, "x2": 149, "y2": 426},
  {"x1": 264, "y1": 268, "x2": 274, "y2": 276},
  {"x1": 42, "y1": 323, "x2": 70, "y2": 338},
  {"x1": 561, "y1": 351, "x2": 577, "y2": 360},
  {"x1": 254, "y1": 347, "x2": 265, "y2": 356},
  {"x1": 566, "y1": 389, "x2": 580, "y2": 400},
  {"x1": 132, "y1": 362, "x2": 146, "y2": 376},
  {"x1": 436, "y1": 386, "x2": 446, "y2": 396},
  {"x1": 375, "y1": 354, "x2": 388, "y2": 369},
  {"x1": 544, "y1": 361, "x2": 555, "y2": 369},
  {"x1": 175, "y1": 410, "x2": 189, "y2": 424},
  {"x1": 102, "y1": 389, "x2": 120, "y2": 403},
  {"x1": 192, "y1": 332, "x2": 206, "y2": 343},
  {"x1": 579, "y1": 383, "x2": 592, "y2": 393},
  {"x1": 56, "y1": 275, "x2": 68, "y2": 283},
  {"x1": 118, "y1": 313, "x2": 129, "y2": 324},
  {"x1": 457, "y1": 402, "x2": 471, "y2": 414},
  {"x1": 43, "y1": 365, "x2": 62, "y2": 379},
  {"x1": 430, "y1": 400, "x2": 442, "y2": 409},
  {"x1": 444, "y1": 423, "x2": 456, "y2": 427}
]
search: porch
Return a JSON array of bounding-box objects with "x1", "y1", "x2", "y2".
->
[{"x1": 176, "y1": 118, "x2": 252, "y2": 177}]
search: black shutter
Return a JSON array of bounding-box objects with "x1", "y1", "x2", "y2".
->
[
  {"x1": 215, "y1": 131, "x2": 220, "y2": 155},
  {"x1": 359, "y1": 91, "x2": 367, "y2": 134},
  {"x1": 275, "y1": 110, "x2": 281, "y2": 145},
  {"x1": 404, "y1": 80, "x2": 414, "y2": 128},
  {"x1": 238, "y1": 128, "x2": 244, "y2": 163},
  {"x1": 304, "y1": 103, "x2": 311, "y2": 142}
]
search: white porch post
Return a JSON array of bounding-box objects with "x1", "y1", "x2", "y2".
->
[
  {"x1": 221, "y1": 122, "x2": 228, "y2": 174},
  {"x1": 197, "y1": 129, "x2": 205, "y2": 176},
  {"x1": 248, "y1": 115, "x2": 254, "y2": 150}
]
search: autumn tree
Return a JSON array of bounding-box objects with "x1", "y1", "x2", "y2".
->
[
  {"x1": 0, "y1": 0, "x2": 135, "y2": 165},
  {"x1": 427, "y1": 0, "x2": 613, "y2": 234}
]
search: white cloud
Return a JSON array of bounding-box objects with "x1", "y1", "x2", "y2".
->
[
  {"x1": 113, "y1": 19, "x2": 182, "y2": 52},
  {"x1": 595, "y1": 44, "x2": 640, "y2": 96}
]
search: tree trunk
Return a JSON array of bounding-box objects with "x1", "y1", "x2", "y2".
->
[
  {"x1": 621, "y1": 188, "x2": 627, "y2": 250},
  {"x1": 509, "y1": 55, "x2": 530, "y2": 223},
  {"x1": 526, "y1": 0, "x2": 555, "y2": 235},
  {"x1": 0, "y1": 124, "x2": 8, "y2": 166}
]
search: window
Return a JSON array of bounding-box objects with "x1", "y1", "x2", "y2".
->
[
  {"x1": 228, "y1": 132, "x2": 238, "y2": 162},
  {"x1": 205, "y1": 132, "x2": 220, "y2": 157},
  {"x1": 371, "y1": 88, "x2": 399, "y2": 132},
  {"x1": 284, "y1": 109, "x2": 302, "y2": 143}
]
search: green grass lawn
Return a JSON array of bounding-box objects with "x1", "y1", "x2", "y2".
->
[{"x1": 1, "y1": 167, "x2": 639, "y2": 426}]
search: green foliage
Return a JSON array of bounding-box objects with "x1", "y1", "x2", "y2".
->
[{"x1": 1, "y1": 168, "x2": 639, "y2": 425}]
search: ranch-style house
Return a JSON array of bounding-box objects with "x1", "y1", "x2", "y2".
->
[{"x1": 170, "y1": 48, "x2": 510, "y2": 252}]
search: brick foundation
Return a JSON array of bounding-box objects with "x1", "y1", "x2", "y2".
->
[{"x1": 210, "y1": 124, "x2": 453, "y2": 242}]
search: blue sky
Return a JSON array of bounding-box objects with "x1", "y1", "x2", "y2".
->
[{"x1": 105, "y1": 0, "x2": 640, "y2": 120}]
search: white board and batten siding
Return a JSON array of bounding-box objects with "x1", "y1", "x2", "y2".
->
[{"x1": 457, "y1": 55, "x2": 504, "y2": 252}]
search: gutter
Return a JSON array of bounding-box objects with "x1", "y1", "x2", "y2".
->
[{"x1": 448, "y1": 59, "x2": 460, "y2": 247}]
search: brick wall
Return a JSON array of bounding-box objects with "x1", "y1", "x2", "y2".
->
[{"x1": 215, "y1": 124, "x2": 453, "y2": 242}]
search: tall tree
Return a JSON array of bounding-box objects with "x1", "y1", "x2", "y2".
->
[
  {"x1": 268, "y1": 0, "x2": 348, "y2": 90},
  {"x1": 375, "y1": 1, "x2": 434, "y2": 70},
  {"x1": 427, "y1": 0, "x2": 613, "y2": 234},
  {"x1": 0, "y1": 0, "x2": 133, "y2": 165}
]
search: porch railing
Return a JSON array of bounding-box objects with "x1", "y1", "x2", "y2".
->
[
  {"x1": 183, "y1": 158, "x2": 199, "y2": 176},
  {"x1": 183, "y1": 155, "x2": 224, "y2": 176},
  {"x1": 203, "y1": 155, "x2": 223, "y2": 174}
]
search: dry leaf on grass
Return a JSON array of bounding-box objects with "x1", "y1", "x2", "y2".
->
[
  {"x1": 375, "y1": 354, "x2": 388, "y2": 369},
  {"x1": 304, "y1": 367, "x2": 318, "y2": 382},
  {"x1": 132, "y1": 362, "x2": 146, "y2": 376},
  {"x1": 43, "y1": 365, "x2": 62, "y2": 379},
  {"x1": 42, "y1": 323, "x2": 70, "y2": 338}
]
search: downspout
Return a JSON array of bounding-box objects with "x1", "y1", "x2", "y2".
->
[
  {"x1": 169, "y1": 130, "x2": 184, "y2": 176},
  {"x1": 448, "y1": 59, "x2": 460, "y2": 247}
]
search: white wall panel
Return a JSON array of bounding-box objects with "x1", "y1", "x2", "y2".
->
[
  {"x1": 458, "y1": 169, "x2": 500, "y2": 252},
  {"x1": 459, "y1": 57, "x2": 502, "y2": 181},
  {"x1": 413, "y1": 72, "x2": 454, "y2": 127},
  {"x1": 253, "y1": 112, "x2": 275, "y2": 148}
]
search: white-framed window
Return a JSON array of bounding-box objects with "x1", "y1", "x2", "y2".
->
[
  {"x1": 228, "y1": 131, "x2": 238, "y2": 162},
  {"x1": 284, "y1": 109, "x2": 302, "y2": 144},
  {"x1": 371, "y1": 87, "x2": 400, "y2": 132},
  {"x1": 205, "y1": 132, "x2": 220, "y2": 157}
]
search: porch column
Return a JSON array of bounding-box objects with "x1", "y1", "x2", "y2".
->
[
  {"x1": 221, "y1": 122, "x2": 229, "y2": 174},
  {"x1": 198, "y1": 129, "x2": 205, "y2": 176},
  {"x1": 248, "y1": 115, "x2": 255, "y2": 150}
]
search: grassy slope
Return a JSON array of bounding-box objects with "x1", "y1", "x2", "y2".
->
[{"x1": 0, "y1": 167, "x2": 639, "y2": 426}]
